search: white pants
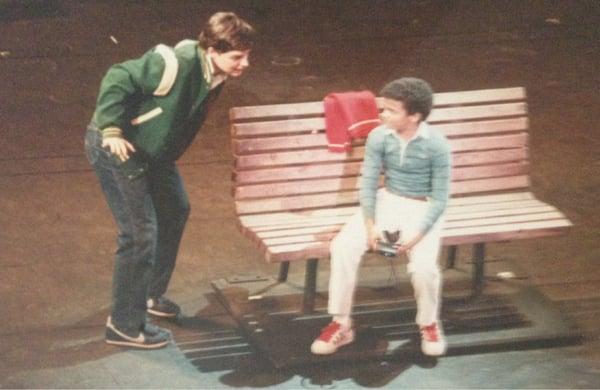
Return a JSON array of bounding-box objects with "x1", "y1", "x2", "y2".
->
[{"x1": 328, "y1": 189, "x2": 444, "y2": 326}]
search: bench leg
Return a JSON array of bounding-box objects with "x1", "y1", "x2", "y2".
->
[
  {"x1": 302, "y1": 258, "x2": 319, "y2": 313},
  {"x1": 277, "y1": 261, "x2": 290, "y2": 282},
  {"x1": 446, "y1": 245, "x2": 458, "y2": 269},
  {"x1": 472, "y1": 243, "x2": 486, "y2": 298}
]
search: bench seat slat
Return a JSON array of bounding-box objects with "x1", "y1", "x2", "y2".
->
[
  {"x1": 241, "y1": 198, "x2": 554, "y2": 237},
  {"x1": 253, "y1": 205, "x2": 564, "y2": 238},
  {"x1": 252, "y1": 217, "x2": 352, "y2": 233},
  {"x1": 446, "y1": 198, "x2": 544, "y2": 214},
  {"x1": 239, "y1": 206, "x2": 358, "y2": 227},
  {"x1": 256, "y1": 210, "x2": 567, "y2": 244},
  {"x1": 266, "y1": 242, "x2": 332, "y2": 263},
  {"x1": 237, "y1": 191, "x2": 537, "y2": 228},
  {"x1": 238, "y1": 194, "x2": 541, "y2": 228},
  {"x1": 261, "y1": 213, "x2": 570, "y2": 248},
  {"x1": 441, "y1": 219, "x2": 572, "y2": 246},
  {"x1": 249, "y1": 204, "x2": 559, "y2": 235},
  {"x1": 263, "y1": 218, "x2": 571, "y2": 263},
  {"x1": 446, "y1": 204, "x2": 559, "y2": 221},
  {"x1": 444, "y1": 211, "x2": 568, "y2": 229},
  {"x1": 257, "y1": 224, "x2": 345, "y2": 239},
  {"x1": 262, "y1": 232, "x2": 339, "y2": 247}
]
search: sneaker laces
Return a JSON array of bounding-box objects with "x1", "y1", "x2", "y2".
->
[
  {"x1": 420, "y1": 323, "x2": 440, "y2": 342},
  {"x1": 318, "y1": 321, "x2": 343, "y2": 342}
]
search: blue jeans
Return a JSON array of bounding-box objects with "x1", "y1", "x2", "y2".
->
[{"x1": 84, "y1": 125, "x2": 190, "y2": 334}]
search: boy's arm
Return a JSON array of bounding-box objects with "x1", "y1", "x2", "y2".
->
[
  {"x1": 360, "y1": 130, "x2": 384, "y2": 249},
  {"x1": 397, "y1": 139, "x2": 451, "y2": 253}
]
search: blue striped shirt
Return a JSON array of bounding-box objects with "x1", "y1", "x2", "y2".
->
[{"x1": 359, "y1": 122, "x2": 452, "y2": 234}]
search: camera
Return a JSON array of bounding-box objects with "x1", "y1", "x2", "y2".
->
[
  {"x1": 376, "y1": 241, "x2": 398, "y2": 257},
  {"x1": 375, "y1": 230, "x2": 401, "y2": 257}
]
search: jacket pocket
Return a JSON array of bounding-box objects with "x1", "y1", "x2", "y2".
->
[{"x1": 131, "y1": 107, "x2": 163, "y2": 125}]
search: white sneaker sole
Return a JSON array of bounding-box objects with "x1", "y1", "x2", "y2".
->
[
  {"x1": 147, "y1": 308, "x2": 178, "y2": 318},
  {"x1": 311, "y1": 331, "x2": 355, "y2": 355},
  {"x1": 105, "y1": 338, "x2": 169, "y2": 349}
]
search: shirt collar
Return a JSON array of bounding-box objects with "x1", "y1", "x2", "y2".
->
[
  {"x1": 384, "y1": 121, "x2": 430, "y2": 139},
  {"x1": 205, "y1": 51, "x2": 227, "y2": 90}
]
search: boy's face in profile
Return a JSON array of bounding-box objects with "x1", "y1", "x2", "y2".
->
[
  {"x1": 380, "y1": 97, "x2": 421, "y2": 134},
  {"x1": 208, "y1": 47, "x2": 251, "y2": 77}
]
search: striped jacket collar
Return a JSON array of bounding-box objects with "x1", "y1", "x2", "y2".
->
[{"x1": 200, "y1": 48, "x2": 227, "y2": 89}]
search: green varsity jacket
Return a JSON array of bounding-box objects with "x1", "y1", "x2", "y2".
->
[{"x1": 92, "y1": 39, "x2": 219, "y2": 164}]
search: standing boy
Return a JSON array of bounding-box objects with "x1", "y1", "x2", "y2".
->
[
  {"x1": 311, "y1": 78, "x2": 452, "y2": 356},
  {"x1": 84, "y1": 12, "x2": 255, "y2": 349}
]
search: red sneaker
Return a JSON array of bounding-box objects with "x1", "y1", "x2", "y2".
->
[
  {"x1": 420, "y1": 322, "x2": 447, "y2": 356},
  {"x1": 310, "y1": 321, "x2": 355, "y2": 355}
]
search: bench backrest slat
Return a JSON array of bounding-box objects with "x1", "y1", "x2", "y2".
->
[
  {"x1": 235, "y1": 173, "x2": 531, "y2": 215},
  {"x1": 233, "y1": 117, "x2": 528, "y2": 153},
  {"x1": 231, "y1": 103, "x2": 526, "y2": 138},
  {"x1": 235, "y1": 145, "x2": 528, "y2": 171},
  {"x1": 234, "y1": 162, "x2": 529, "y2": 199},
  {"x1": 231, "y1": 87, "x2": 531, "y2": 216},
  {"x1": 229, "y1": 87, "x2": 526, "y2": 121}
]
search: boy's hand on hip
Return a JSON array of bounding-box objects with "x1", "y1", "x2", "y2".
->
[{"x1": 102, "y1": 137, "x2": 136, "y2": 161}]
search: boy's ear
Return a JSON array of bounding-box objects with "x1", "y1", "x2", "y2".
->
[{"x1": 411, "y1": 112, "x2": 423, "y2": 123}]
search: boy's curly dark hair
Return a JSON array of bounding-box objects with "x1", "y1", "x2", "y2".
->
[{"x1": 380, "y1": 78, "x2": 434, "y2": 121}]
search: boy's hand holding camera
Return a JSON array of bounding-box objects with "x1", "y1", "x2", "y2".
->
[{"x1": 366, "y1": 220, "x2": 424, "y2": 257}]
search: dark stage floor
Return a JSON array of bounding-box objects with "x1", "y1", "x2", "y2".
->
[{"x1": 1, "y1": 0, "x2": 599, "y2": 388}]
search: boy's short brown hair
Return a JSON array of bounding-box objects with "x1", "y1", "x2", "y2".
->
[{"x1": 198, "y1": 12, "x2": 256, "y2": 52}]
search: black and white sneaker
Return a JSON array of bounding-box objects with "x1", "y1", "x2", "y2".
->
[
  {"x1": 146, "y1": 296, "x2": 181, "y2": 318},
  {"x1": 105, "y1": 317, "x2": 171, "y2": 349}
]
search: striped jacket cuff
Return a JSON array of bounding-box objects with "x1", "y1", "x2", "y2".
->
[{"x1": 101, "y1": 126, "x2": 123, "y2": 139}]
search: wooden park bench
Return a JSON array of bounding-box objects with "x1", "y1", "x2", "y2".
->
[{"x1": 228, "y1": 87, "x2": 572, "y2": 312}]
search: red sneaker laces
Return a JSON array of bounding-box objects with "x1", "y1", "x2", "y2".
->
[
  {"x1": 421, "y1": 323, "x2": 440, "y2": 342},
  {"x1": 318, "y1": 321, "x2": 342, "y2": 342}
]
